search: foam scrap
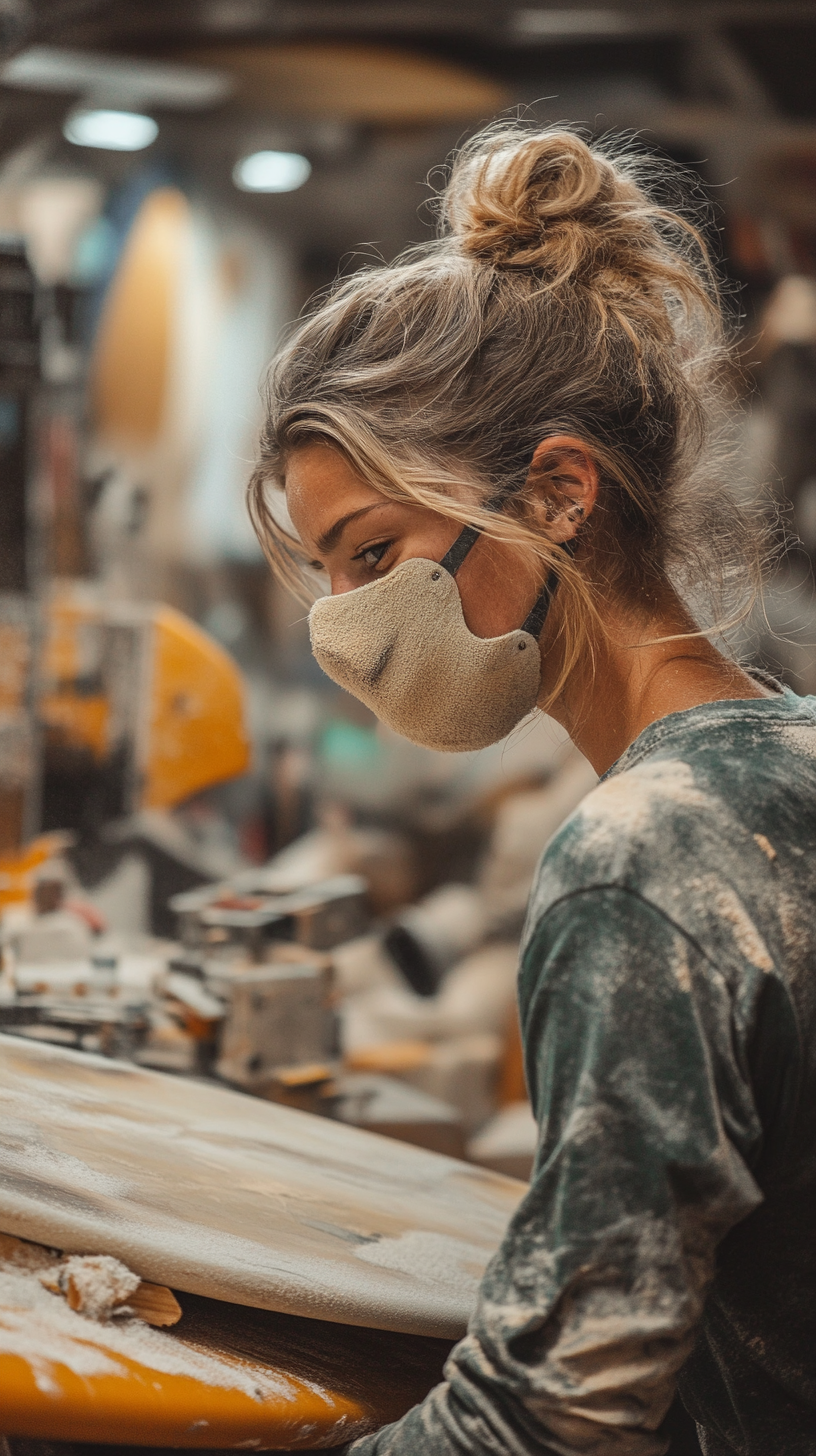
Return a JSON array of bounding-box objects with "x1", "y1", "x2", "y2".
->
[
  {"x1": 49, "y1": 1253, "x2": 141, "y2": 1320},
  {"x1": 0, "y1": 1257, "x2": 295, "y2": 1400}
]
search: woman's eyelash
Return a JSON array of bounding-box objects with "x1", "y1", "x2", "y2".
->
[{"x1": 352, "y1": 540, "x2": 392, "y2": 568}]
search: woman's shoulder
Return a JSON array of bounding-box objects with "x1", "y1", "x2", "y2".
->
[{"x1": 523, "y1": 690, "x2": 816, "y2": 978}]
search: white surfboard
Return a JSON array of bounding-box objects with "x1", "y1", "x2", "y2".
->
[{"x1": 0, "y1": 1035, "x2": 525, "y2": 1339}]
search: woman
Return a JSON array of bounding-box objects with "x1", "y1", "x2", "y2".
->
[{"x1": 249, "y1": 127, "x2": 816, "y2": 1456}]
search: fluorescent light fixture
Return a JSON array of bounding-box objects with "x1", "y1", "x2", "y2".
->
[
  {"x1": 512, "y1": 9, "x2": 635, "y2": 39},
  {"x1": 63, "y1": 109, "x2": 158, "y2": 151},
  {"x1": 2, "y1": 47, "x2": 232, "y2": 109},
  {"x1": 233, "y1": 150, "x2": 311, "y2": 193}
]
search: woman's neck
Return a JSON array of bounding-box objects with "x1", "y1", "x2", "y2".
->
[{"x1": 544, "y1": 588, "x2": 769, "y2": 776}]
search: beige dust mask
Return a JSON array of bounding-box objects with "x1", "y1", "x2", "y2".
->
[{"x1": 308, "y1": 526, "x2": 571, "y2": 753}]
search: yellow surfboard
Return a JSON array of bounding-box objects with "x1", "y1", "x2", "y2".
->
[{"x1": 0, "y1": 1262, "x2": 451, "y2": 1448}]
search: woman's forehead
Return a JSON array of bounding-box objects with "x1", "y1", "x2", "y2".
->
[
  {"x1": 286, "y1": 445, "x2": 381, "y2": 507},
  {"x1": 285, "y1": 441, "x2": 370, "y2": 499},
  {"x1": 285, "y1": 445, "x2": 394, "y2": 550}
]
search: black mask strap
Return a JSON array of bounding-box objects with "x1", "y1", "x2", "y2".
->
[
  {"x1": 439, "y1": 486, "x2": 517, "y2": 577},
  {"x1": 521, "y1": 538, "x2": 577, "y2": 639},
  {"x1": 440, "y1": 522, "x2": 577, "y2": 639},
  {"x1": 439, "y1": 525, "x2": 481, "y2": 577}
]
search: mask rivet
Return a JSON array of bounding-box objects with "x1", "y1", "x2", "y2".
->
[{"x1": 431, "y1": 570, "x2": 441, "y2": 581}]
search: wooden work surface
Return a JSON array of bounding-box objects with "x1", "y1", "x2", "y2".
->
[
  {"x1": 0, "y1": 1035, "x2": 524, "y2": 1338},
  {"x1": 0, "y1": 1274, "x2": 453, "y2": 1449}
]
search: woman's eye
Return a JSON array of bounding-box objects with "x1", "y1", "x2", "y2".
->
[{"x1": 353, "y1": 541, "x2": 392, "y2": 569}]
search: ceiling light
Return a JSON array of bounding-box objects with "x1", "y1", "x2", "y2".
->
[
  {"x1": 233, "y1": 150, "x2": 311, "y2": 193},
  {"x1": 63, "y1": 109, "x2": 159, "y2": 151},
  {"x1": 3, "y1": 47, "x2": 232, "y2": 109},
  {"x1": 512, "y1": 9, "x2": 635, "y2": 39}
]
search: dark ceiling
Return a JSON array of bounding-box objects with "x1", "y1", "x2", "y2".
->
[
  {"x1": 9, "y1": 3, "x2": 816, "y2": 121},
  {"x1": 3, "y1": 2, "x2": 816, "y2": 283}
]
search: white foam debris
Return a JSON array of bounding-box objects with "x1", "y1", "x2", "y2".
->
[
  {"x1": 355, "y1": 1230, "x2": 484, "y2": 1295},
  {"x1": 50, "y1": 1253, "x2": 140, "y2": 1320},
  {"x1": 0, "y1": 1258, "x2": 296, "y2": 1402}
]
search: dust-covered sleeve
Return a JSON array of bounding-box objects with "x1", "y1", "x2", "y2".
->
[{"x1": 344, "y1": 886, "x2": 764, "y2": 1456}]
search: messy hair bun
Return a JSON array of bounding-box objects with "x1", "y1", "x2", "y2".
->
[
  {"x1": 443, "y1": 126, "x2": 715, "y2": 356},
  {"x1": 251, "y1": 122, "x2": 764, "y2": 710},
  {"x1": 446, "y1": 130, "x2": 631, "y2": 276}
]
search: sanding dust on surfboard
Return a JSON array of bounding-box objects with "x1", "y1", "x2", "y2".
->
[{"x1": 0, "y1": 1034, "x2": 526, "y2": 1338}]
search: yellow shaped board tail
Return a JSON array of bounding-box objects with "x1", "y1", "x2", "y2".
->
[
  {"x1": 0, "y1": 1346, "x2": 367, "y2": 1449},
  {"x1": 38, "y1": 586, "x2": 251, "y2": 811},
  {"x1": 143, "y1": 604, "x2": 251, "y2": 808}
]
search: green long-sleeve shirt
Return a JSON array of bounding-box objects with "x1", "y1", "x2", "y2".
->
[{"x1": 346, "y1": 688, "x2": 816, "y2": 1456}]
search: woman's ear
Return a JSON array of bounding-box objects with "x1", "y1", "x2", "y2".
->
[{"x1": 525, "y1": 435, "x2": 599, "y2": 545}]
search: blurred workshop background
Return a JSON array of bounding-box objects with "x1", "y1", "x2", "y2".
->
[{"x1": 1, "y1": 0, "x2": 816, "y2": 1182}]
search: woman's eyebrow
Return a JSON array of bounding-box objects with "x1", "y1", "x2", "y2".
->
[{"x1": 316, "y1": 503, "x2": 385, "y2": 554}]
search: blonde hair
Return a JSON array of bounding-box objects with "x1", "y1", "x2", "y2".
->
[{"x1": 249, "y1": 122, "x2": 763, "y2": 709}]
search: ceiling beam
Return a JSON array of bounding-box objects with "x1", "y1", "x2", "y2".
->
[{"x1": 15, "y1": 0, "x2": 816, "y2": 56}]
